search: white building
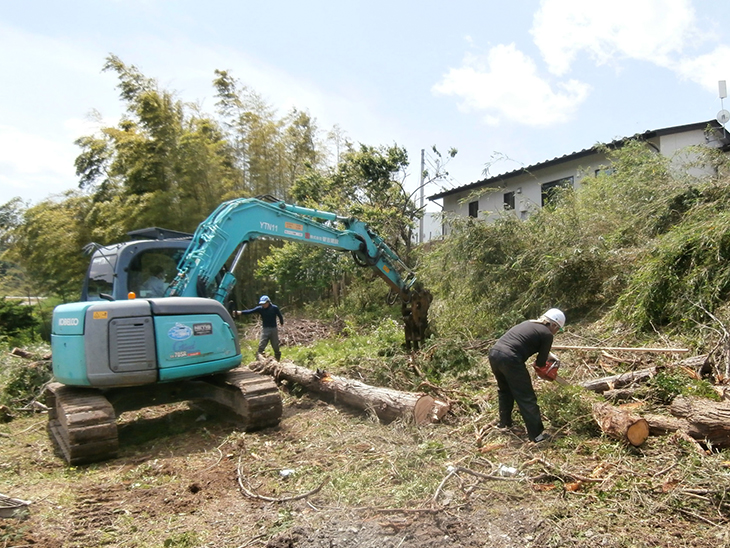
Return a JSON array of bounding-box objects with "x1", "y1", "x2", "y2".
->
[
  {"x1": 414, "y1": 211, "x2": 442, "y2": 244},
  {"x1": 428, "y1": 120, "x2": 730, "y2": 234}
]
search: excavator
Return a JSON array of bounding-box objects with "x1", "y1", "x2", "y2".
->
[{"x1": 46, "y1": 197, "x2": 432, "y2": 464}]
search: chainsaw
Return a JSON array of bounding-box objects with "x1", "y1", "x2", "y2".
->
[{"x1": 533, "y1": 352, "x2": 569, "y2": 386}]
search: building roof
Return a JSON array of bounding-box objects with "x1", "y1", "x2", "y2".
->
[{"x1": 428, "y1": 119, "x2": 722, "y2": 201}]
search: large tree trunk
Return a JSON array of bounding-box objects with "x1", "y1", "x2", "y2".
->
[
  {"x1": 644, "y1": 397, "x2": 730, "y2": 449},
  {"x1": 251, "y1": 359, "x2": 449, "y2": 425},
  {"x1": 592, "y1": 402, "x2": 650, "y2": 446}
]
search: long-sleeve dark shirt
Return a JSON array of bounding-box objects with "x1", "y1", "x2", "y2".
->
[
  {"x1": 240, "y1": 304, "x2": 283, "y2": 328},
  {"x1": 491, "y1": 320, "x2": 553, "y2": 367}
]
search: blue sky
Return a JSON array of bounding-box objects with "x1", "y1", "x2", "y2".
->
[{"x1": 2, "y1": 0, "x2": 730, "y2": 210}]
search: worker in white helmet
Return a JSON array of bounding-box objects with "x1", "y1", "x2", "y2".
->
[{"x1": 487, "y1": 308, "x2": 565, "y2": 443}]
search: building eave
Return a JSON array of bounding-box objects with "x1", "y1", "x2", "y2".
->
[{"x1": 428, "y1": 119, "x2": 722, "y2": 201}]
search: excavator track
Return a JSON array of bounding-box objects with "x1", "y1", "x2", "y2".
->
[
  {"x1": 45, "y1": 369, "x2": 282, "y2": 465},
  {"x1": 207, "y1": 369, "x2": 283, "y2": 430},
  {"x1": 45, "y1": 382, "x2": 119, "y2": 466}
]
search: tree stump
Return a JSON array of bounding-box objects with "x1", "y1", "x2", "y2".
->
[
  {"x1": 251, "y1": 359, "x2": 449, "y2": 424},
  {"x1": 592, "y1": 401, "x2": 650, "y2": 446}
]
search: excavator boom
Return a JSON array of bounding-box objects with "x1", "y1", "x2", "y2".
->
[{"x1": 167, "y1": 198, "x2": 417, "y2": 303}]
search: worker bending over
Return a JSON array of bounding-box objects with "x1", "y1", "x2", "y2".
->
[{"x1": 487, "y1": 308, "x2": 565, "y2": 443}]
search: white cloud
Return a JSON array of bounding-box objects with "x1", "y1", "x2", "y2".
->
[
  {"x1": 675, "y1": 45, "x2": 730, "y2": 92},
  {"x1": 0, "y1": 126, "x2": 75, "y2": 176},
  {"x1": 432, "y1": 44, "x2": 591, "y2": 127},
  {"x1": 531, "y1": 0, "x2": 700, "y2": 76}
]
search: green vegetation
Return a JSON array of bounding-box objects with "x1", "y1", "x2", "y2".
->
[
  {"x1": 3, "y1": 57, "x2": 730, "y2": 548},
  {"x1": 421, "y1": 140, "x2": 730, "y2": 346}
]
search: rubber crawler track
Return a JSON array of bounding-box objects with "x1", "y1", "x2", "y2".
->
[{"x1": 45, "y1": 369, "x2": 282, "y2": 465}]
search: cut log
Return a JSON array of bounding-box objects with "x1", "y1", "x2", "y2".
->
[
  {"x1": 579, "y1": 367, "x2": 659, "y2": 393},
  {"x1": 592, "y1": 401, "x2": 650, "y2": 446},
  {"x1": 644, "y1": 413, "x2": 697, "y2": 437},
  {"x1": 10, "y1": 347, "x2": 34, "y2": 359},
  {"x1": 669, "y1": 396, "x2": 730, "y2": 448},
  {"x1": 251, "y1": 359, "x2": 449, "y2": 425}
]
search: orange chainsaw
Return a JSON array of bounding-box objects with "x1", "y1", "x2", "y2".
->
[{"x1": 533, "y1": 352, "x2": 569, "y2": 386}]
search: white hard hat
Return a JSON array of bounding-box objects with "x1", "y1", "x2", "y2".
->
[{"x1": 542, "y1": 308, "x2": 565, "y2": 329}]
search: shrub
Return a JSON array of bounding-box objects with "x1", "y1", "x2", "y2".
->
[
  {"x1": 0, "y1": 358, "x2": 52, "y2": 408},
  {"x1": 0, "y1": 298, "x2": 38, "y2": 337}
]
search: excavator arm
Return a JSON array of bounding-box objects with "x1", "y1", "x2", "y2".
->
[{"x1": 166, "y1": 197, "x2": 431, "y2": 350}]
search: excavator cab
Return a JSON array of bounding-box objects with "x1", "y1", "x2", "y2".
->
[{"x1": 82, "y1": 228, "x2": 192, "y2": 301}]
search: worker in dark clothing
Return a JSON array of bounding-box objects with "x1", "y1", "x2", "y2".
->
[
  {"x1": 487, "y1": 308, "x2": 565, "y2": 443},
  {"x1": 236, "y1": 295, "x2": 284, "y2": 361}
]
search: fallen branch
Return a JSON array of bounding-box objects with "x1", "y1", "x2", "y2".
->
[
  {"x1": 520, "y1": 457, "x2": 607, "y2": 484},
  {"x1": 552, "y1": 345, "x2": 689, "y2": 353},
  {"x1": 236, "y1": 458, "x2": 328, "y2": 503},
  {"x1": 673, "y1": 431, "x2": 709, "y2": 457},
  {"x1": 579, "y1": 367, "x2": 659, "y2": 393}
]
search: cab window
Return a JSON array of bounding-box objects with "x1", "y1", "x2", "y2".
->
[{"x1": 127, "y1": 249, "x2": 184, "y2": 298}]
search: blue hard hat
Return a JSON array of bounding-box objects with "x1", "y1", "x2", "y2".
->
[{"x1": 259, "y1": 295, "x2": 270, "y2": 304}]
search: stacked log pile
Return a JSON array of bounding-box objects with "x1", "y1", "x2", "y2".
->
[{"x1": 557, "y1": 347, "x2": 730, "y2": 449}]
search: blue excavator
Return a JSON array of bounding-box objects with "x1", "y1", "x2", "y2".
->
[{"x1": 46, "y1": 197, "x2": 432, "y2": 464}]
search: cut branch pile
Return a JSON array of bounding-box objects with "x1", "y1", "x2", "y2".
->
[
  {"x1": 561, "y1": 353, "x2": 730, "y2": 448},
  {"x1": 251, "y1": 358, "x2": 449, "y2": 425},
  {"x1": 239, "y1": 318, "x2": 341, "y2": 347}
]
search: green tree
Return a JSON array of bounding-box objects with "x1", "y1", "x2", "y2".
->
[
  {"x1": 0, "y1": 297, "x2": 38, "y2": 338},
  {"x1": 74, "y1": 55, "x2": 237, "y2": 234},
  {"x1": 5, "y1": 194, "x2": 92, "y2": 301},
  {"x1": 0, "y1": 198, "x2": 29, "y2": 296}
]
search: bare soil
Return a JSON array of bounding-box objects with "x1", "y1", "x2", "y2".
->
[{"x1": 2, "y1": 323, "x2": 729, "y2": 547}]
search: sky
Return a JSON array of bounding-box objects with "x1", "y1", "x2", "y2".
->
[{"x1": 2, "y1": 0, "x2": 730, "y2": 211}]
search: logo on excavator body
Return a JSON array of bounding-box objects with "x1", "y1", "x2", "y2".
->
[
  {"x1": 260, "y1": 221, "x2": 278, "y2": 232},
  {"x1": 58, "y1": 317, "x2": 79, "y2": 326},
  {"x1": 168, "y1": 323, "x2": 193, "y2": 341},
  {"x1": 193, "y1": 323, "x2": 213, "y2": 336}
]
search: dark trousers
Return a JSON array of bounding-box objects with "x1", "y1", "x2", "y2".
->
[
  {"x1": 258, "y1": 327, "x2": 281, "y2": 360},
  {"x1": 488, "y1": 348, "x2": 544, "y2": 440}
]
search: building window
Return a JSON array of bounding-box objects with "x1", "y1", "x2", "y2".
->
[
  {"x1": 595, "y1": 167, "x2": 615, "y2": 177},
  {"x1": 541, "y1": 177, "x2": 574, "y2": 206},
  {"x1": 503, "y1": 191, "x2": 515, "y2": 210},
  {"x1": 468, "y1": 200, "x2": 479, "y2": 218}
]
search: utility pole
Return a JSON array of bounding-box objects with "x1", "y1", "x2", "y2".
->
[{"x1": 419, "y1": 149, "x2": 425, "y2": 244}]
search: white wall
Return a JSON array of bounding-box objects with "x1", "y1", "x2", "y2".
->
[
  {"x1": 438, "y1": 126, "x2": 728, "y2": 235},
  {"x1": 441, "y1": 151, "x2": 611, "y2": 233},
  {"x1": 415, "y1": 212, "x2": 442, "y2": 243}
]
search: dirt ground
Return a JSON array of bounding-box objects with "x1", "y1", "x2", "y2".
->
[
  {"x1": 2, "y1": 322, "x2": 729, "y2": 547},
  {"x1": 2, "y1": 392, "x2": 728, "y2": 548}
]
